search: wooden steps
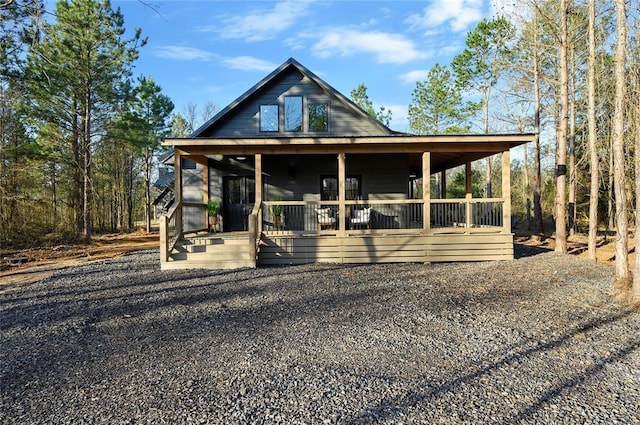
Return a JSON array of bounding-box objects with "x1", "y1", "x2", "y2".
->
[{"x1": 161, "y1": 233, "x2": 256, "y2": 270}]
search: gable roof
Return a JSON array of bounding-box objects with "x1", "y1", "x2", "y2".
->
[{"x1": 190, "y1": 57, "x2": 395, "y2": 138}]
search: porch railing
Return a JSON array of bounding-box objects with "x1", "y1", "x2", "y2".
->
[
  {"x1": 262, "y1": 200, "x2": 424, "y2": 234},
  {"x1": 261, "y1": 198, "x2": 505, "y2": 235},
  {"x1": 431, "y1": 198, "x2": 503, "y2": 229}
]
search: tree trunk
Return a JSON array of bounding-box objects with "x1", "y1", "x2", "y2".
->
[
  {"x1": 81, "y1": 81, "x2": 92, "y2": 243},
  {"x1": 568, "y1": 47, "x2": 576, "y2": 237},
  {"x1": 608, "y1": 135, "x2": 614, "y2": 233},
  {"x1": 533, "y1": 0, "x2": 544, "y2": 235},
  {"x1": 587, "y1": 0, "x2": 599, "y2": 261},
  {"x1": 634, "y1": 92, "x2": 640, "y2": 304},
  {"x1": 145, "y1": 150, "x2": 152, "y2": 233},
  {"x1": 632, "y1": 19, "x2": 640, "y2": 304},
  {"x1": 612, "y1": 0, "x2": 629, "y2": 283},
  {"x1": 555, "y1": 0, "x2": 569, "y2": 254}
]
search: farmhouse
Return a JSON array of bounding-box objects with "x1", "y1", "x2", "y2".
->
[{"x1": 160, "y1": 58, "x2": 533, "y2": 269}]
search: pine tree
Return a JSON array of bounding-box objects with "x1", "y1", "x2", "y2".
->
[
  {"x1": 26, "y1": 0, "x2": 145, "y2": 241},
  {"x1": 408, "y1": 63, "x2": 473, "y2": 135}
]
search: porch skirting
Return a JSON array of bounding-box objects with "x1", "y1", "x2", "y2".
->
[{"x1": 258, "y1": 233, "x2": 514, "y2": 265}]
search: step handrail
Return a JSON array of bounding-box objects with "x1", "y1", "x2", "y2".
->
[
  {"x1": 160, "y1": 200, "x2": 183, "y2": 263},
  {"x1": 248, "y1": 202, "x2": 262, "y2": 265}
]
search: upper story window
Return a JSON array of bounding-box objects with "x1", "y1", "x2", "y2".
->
[
  {"x1": 260, "y1": 97, "x2": 329, "y2": 133},
  {"x1": 284, "y1": 96, "x2": 302, "y2": 132},
  {"x1": 260, "y1": 105, "x2": 279, "y2": 132},
  {"x1": 308, "y1": 104, "x2": 328, "y2": 132}
]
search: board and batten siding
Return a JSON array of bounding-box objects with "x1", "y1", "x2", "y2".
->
[
  {"x1": 200, "y1": 68, "x2": 389, "y2": 138},
  {"x1": 258, "y1": 233, "x2": 513, "y2": 265}
]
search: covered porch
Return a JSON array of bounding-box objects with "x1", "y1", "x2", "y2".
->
[{"x1": 160, "y1": 134, "x2": 534, "y2": 269}]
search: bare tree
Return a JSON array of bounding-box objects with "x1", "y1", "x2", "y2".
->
[
  {"x1": 555, "y1": 0, "x2": 569, "y2": 254},
  {"x1": 611, "y1": 0, "x2": 629, "y2": 286},
  {"x1": 633, "y1": 17, "x2": 640, "y2": 305},
  {"x1": 587, "y1": 0, "x2": 599, "y2": 260},
  {"x1": 532, "y1": 0, "x2": 544, "y2": 236}
]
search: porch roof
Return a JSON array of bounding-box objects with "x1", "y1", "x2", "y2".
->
[{"x1": 162, "y1": 133, "x2": 534, "y2": 174}]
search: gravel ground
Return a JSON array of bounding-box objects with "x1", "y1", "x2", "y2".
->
[{"x1": 1, "y1": 249, "x2": 639, "y2": 424}]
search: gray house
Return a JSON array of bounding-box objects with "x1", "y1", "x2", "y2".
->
[{"x1": 160, "y1": 58, "x2": 533, "y2": 269}]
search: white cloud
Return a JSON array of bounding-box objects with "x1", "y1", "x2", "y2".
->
[
  {"x1": 399, "y1": 69, "x2": 431, "y2": 84},
  {"x1": 312, "y1": 28, "x2": 428, "y2": 64},
  {"x1": 406, "y1": 0, "x2": 484, "y2": 33},
  {"x1": 209, "y1": 0, "x2": 312, "y2": 42},
  {"x1": 154, "y1": 45, "x2": 214, "y2": 61},
  {"x1": 221, "y1": 56, "x2": 278, "y2": 73}
]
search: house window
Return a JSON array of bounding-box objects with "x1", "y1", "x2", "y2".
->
[
  {"x1": 181, "y1": 158, "x2": 196, "y2": 169},
  {"x1": 321, "y1": 175, "x2": 362, "y2": 201},
  {"x1": 284, "y1": 96, "x2": 302, "y2": 132},
  {"x1": 260, "y1": 105, "x2": 279, "y2": 131},
  {"x1": 308, "y1": 104, "x2": 328, "y2": 131}
]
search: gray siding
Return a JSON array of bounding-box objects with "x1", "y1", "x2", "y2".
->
[
  {"x1": 201, "y1": 69, "x2": 388, "y2": 138},
  {"x1": 263, "y1": 154, "x2": 408, "y2": 201},
  {"x1": 182, "y1": 163, "x2": 206, "y2": 231},
  {"x1": 182, "y1": 163, "x2": 203, "y2": 203}
]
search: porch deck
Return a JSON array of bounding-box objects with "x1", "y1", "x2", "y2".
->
[{"x1": 161, "y1": 196, "x2": 513, "y2": 269}]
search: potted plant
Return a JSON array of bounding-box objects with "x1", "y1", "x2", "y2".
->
[
  {"x1": 270, "y1": 201, "x2": 284, "y2": 228},
  {"x1": 207, "y1": 198, "x2": 221, "y2": 232}
]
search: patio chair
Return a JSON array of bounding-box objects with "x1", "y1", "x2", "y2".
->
[
  {"x1": 316, "y1": 207, "x2": 336, "y2": 230},
  {"x1": 350, "y1": 207, "x2": 371, "y2": 229}
]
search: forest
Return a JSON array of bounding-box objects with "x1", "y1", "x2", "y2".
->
[{"x1": 0, "y1": 0, "x2": 639, "y2": 302}]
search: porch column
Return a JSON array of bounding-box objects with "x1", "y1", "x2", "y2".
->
[
  {"x1": 502, "y1": 149, "x2": 511, "y2": 234},
  {"x1": 254, "y1": 154, "x2": 263, "y2": 234},
  {"x1": 175, "y1": 149, "x2": 183, "y2": 236},
  {"x1": 465, "y1": 161, "x2": 472, "y2": 230},
  {"x1": 422, "y1": 152, "x2": 431, "y2": 233},
  {"x1": 203, "y1": 158, "x2": 209, "y2": 228},
  {"x1": 440, "y1": 170, "x2": 447, "y2": 199},
  {"x1": 338, "y1": 153, "x2": 346, "y2": 236}
]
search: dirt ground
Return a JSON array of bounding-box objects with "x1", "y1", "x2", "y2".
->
[
  {"x1": 0, "y1": 230, "x2": 635, "y2": 293},
  {"x1": 515, "y1": 231, "x2": 636, "y2": 269},
  {"x1": 0, "y1": 232, "x2": 159, "y2": 292}
]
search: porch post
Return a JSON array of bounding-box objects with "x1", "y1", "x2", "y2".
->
[
  {"x1": 255, "y1": 154, "x2": 263, "y2": 234},
  {"x1": 338, "y1": 152, "x2": 346, "y2": 236},
  {"x1": 422, "y1": 152, "x2": 431, "y2": 233},
  {"x1": 465, "y1": 161, "x2": 472, "y2": 230},
  {"x1": 440, "y1": 170, "x2": 447, "y2": 199},
  {"x1": 203, "y1": 158, "x2": 209, "y2": 229},
  {"x1": 175, "y1": 149, "x2": 183, "y2": 236},
  {"x1": 502, "y1": 149, "x2": 511, "y2": 234}
]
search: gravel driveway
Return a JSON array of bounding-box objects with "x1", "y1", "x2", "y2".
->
[{"x1": 1, "y1": 249, "x2": 639, "y2": 424}]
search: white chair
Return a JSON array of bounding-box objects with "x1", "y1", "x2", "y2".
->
[
  {"x1": 316, "y1": 208, "x2": 336, "y2": 230},
  {"x1": 350, "y1": 207, "x2": 371, "y2": 229}
]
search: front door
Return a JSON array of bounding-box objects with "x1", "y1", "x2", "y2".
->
[{"x1": 223, "y1": 176, "x2": 255, "y2": 231}]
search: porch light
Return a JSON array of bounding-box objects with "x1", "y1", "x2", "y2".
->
[{"x1": 235, "y1": 156, "x2": 246, "y2": 161}]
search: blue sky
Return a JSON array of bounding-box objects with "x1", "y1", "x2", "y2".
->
[{"x1": 114, "y1": 0, "x2": 505, "y2": 132}]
